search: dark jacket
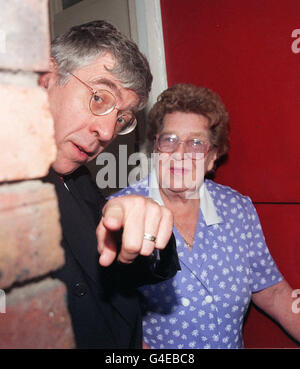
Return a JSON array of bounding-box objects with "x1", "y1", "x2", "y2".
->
[{"x1": 45, "y1": 167, "x2": 179, "y2": 349}]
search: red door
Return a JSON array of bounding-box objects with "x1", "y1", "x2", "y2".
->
[{"x1": 161, "y1": 0, "x2": 300, "y2": 348}]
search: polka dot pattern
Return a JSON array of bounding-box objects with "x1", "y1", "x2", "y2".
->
[{"x1": 111, "y1": 178, "x2": 283, "y2": 348}]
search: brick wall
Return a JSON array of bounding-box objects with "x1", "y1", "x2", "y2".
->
[{"x1": 0, "y1": 0, "x2": 75, "y2": 348}]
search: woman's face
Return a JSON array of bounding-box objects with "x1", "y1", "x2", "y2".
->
[{"x1": 155, "y1": 111, "x2": 217, "y2": 198}]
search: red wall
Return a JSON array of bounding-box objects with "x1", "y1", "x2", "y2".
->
[{"x1": 160, "y1": 0, "x2": 300, "y2": 348}]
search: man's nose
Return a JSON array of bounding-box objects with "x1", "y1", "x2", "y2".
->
[{"x1": 89, "y1": 112, "x2": 116, "y2": 142}]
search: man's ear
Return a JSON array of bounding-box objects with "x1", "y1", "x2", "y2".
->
[{"x1": 38, "y1": 58, "x2": 58, "y2": 89}]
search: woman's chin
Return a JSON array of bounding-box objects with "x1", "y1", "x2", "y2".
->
[{"x1": 161, "y1": 185, "x2": 199, "y2": 199}]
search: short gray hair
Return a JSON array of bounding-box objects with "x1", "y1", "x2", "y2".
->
[{"x1": 51, "y1": 20, "x2": 152, "y2": 110}]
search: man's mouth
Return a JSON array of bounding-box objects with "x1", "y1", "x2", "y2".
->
[{"x1": 73, "y1": 142, "x2": 96, "y2": 160}]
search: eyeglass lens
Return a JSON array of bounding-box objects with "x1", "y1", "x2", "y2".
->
[
  {"x1": 89, "y1": 91, "x2": 136, "y2": 135},
  {"x1": 158, "y1": 134, "x2": 208, "y2": 154},
  {"x1": 89, "y1": 91, "x2": 116, "y2": 115},
  {"x1": 115, "y1": 112, "x2": 137, "y2": 135}
]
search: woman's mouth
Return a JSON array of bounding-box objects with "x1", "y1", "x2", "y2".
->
[{"x1": 170, "y1": 167, "x2": 190, "y2": 176}]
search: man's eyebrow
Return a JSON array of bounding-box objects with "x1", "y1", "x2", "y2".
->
[
  {"x1": 90, "y1": 78, "x2": 121, "y2": 99},
  {"x1": 90, "y1": 77, "x2": 139, "y2": 113}
]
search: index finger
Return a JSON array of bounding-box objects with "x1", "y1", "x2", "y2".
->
[
  {"x1": 96, "y1": 219, "x2": 118, "y2": 267},
  {"x1": 101, "y1": 202, "x2": 124, "y2": 231}
]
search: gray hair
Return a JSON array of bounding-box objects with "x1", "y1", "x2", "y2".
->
[{"x1": 51, "y1": 20, "x2": 152, "y2": 110}]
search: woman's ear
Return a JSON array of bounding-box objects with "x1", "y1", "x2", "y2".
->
[
  {"x1": 152, "y1": 134, "x2": 159, "y2": 153},
  {"x1": 206, "y1": 150, "x2": 218, "y2": 172}
]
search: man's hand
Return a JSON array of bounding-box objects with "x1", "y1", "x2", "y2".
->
[{"x1": 96, "y1": 195, "x2": 173, "y2": 266}]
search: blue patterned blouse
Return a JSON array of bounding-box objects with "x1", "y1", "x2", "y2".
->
[{"x1": 111, "y1": 173, "x2": 283, "y2": 349}]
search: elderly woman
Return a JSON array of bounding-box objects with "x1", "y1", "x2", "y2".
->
[{"x1": 112, "y1": 84, "x2": 299, "y2": 349}]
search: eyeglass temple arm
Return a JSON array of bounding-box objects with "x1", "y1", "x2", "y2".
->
[{"x1": 69, "y1": 72, "x2": 96, "y2": 94}]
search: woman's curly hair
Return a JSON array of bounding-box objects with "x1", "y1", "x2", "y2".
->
[{"x1": 147, "y1": 83, "x2": 229, "y2": 160}]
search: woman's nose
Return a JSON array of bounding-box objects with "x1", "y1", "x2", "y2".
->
[{"x1": 171, "y1": 141, "x2": 186, "y2": 160}]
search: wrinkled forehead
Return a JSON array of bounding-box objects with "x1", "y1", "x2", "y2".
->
[
  {"x1": 160, "y1": 111, "x2": 211, "y2": 136},
  {"x1": 72, "y1": 55, "x2": 140, "y2": 111}
]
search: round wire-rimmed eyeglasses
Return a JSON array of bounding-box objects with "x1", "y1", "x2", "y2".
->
[{"x1": 70, "y1": 72, "x2": 137, "y2": 135}]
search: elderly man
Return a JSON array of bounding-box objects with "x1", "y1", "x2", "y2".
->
[{"x1": 39, "y1": 20, "x2": 179, "y2": 349}]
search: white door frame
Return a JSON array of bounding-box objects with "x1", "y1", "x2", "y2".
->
[{"x1": 131, "y1": 0, "x2": 168, "y2": 112}]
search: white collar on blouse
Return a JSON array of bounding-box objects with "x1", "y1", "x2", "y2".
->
[{"x1": 148, "y1": 169, "x2": 223, "y2": 226}]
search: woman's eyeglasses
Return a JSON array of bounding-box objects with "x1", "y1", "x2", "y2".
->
[{"x1": 156, "y1": 133, "x2": 210, "y2": 159}]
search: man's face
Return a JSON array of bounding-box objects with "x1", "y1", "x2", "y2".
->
[{"x1": 45, "y1": 53, "x2": 140, "y2": 175}]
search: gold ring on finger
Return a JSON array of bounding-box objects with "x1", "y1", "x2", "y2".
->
[{"x1": 143, "y1": 233, "x2": 156, "y2": 242}]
